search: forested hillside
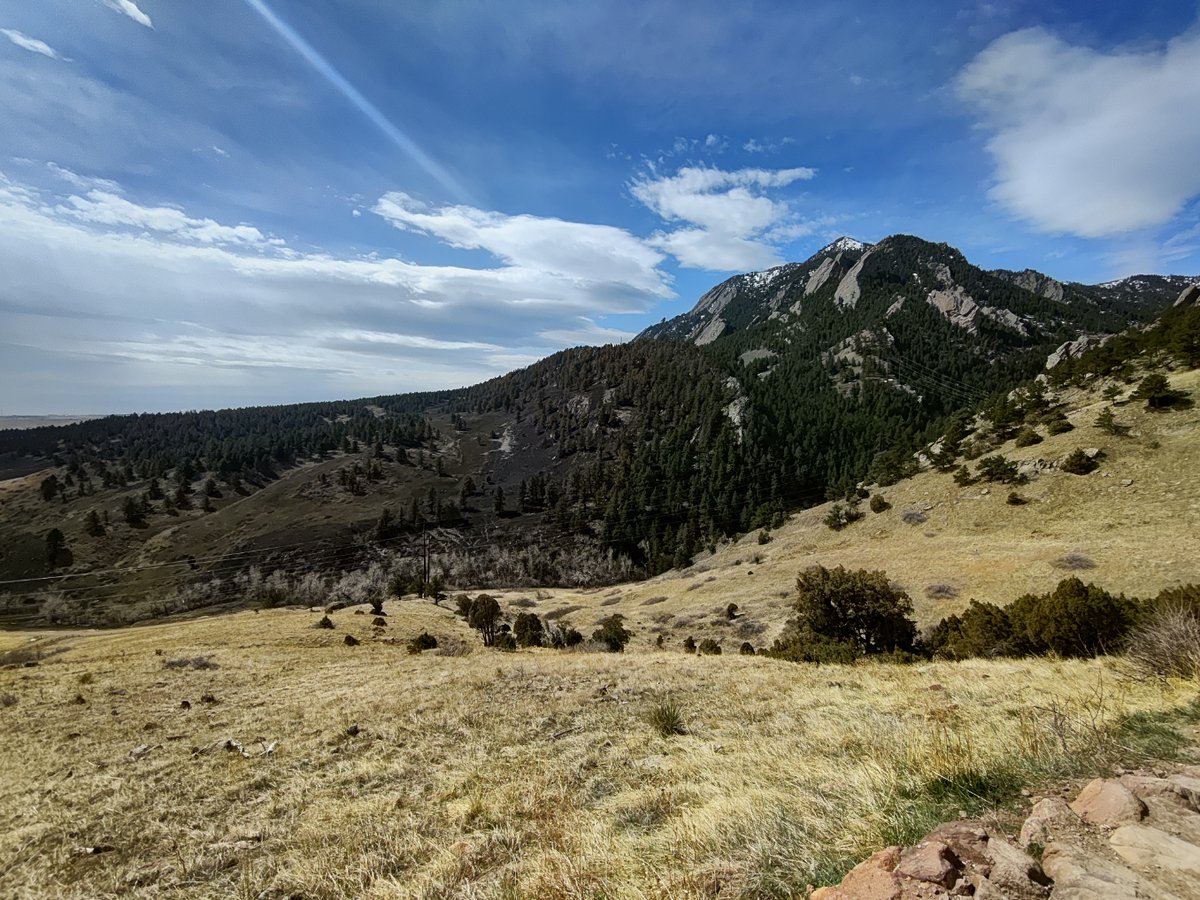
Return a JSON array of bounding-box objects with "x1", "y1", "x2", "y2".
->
[{"x1": 0, "y1": 236, "x2": 1194, "y2": 624}]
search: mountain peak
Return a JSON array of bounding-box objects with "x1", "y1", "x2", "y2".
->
[{"x1": 820, "y1": 236, "x2": 870, "y2": 255}]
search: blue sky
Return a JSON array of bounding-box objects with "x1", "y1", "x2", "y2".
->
[{"x1": 1, "y1": 0, "x2": 1199, "y2": 414}]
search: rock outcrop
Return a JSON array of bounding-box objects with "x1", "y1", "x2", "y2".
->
[
  {"x1": 1046, "y1": 335, "x2": 1108, "y2": 370},
  {"x1": 812, "y1": 765, "x2": 1200, "y2": 899},
  {"x1": 834, "y1": 251, "x2": 873, "y2": 310}
]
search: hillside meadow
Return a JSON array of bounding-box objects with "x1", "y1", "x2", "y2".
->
[{"x1": 1, "y1": 603, "x2": 1198, "y2": 899}]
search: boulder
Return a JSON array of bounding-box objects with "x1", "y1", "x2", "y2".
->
[
  {"x1": 896, "y1": 841, "x2": 960, "y2": 887},
  {"x1": 809, "y1": 846, "x2": 901, "y2": 900},
  {"x1": 1110, "y1": 824, "x2": 1200, "y2": 876},
  {"x1": 1119, "y1": 774, "x2": 1200, "y2": 814},
  {"x1": 1020, "y1": 797, "x2": 1081, "y2": 847},
  {"x1": 1041, "y1": 841, "x2": 1168, "y2": 899},
  {"x1": 1071, "y1": 778, "x2": 1148, "y2": 827}
]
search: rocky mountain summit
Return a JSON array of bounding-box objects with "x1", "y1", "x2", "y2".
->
[{"x1": 640, "y1": 234, "x2": 1190, "y2": 358}]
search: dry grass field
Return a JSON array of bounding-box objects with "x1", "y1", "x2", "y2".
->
[
  {"x1": 2, "y1": 369, "x2": 1199, "y2": 897},
  {"x1": 1, "y1": 602, "x2": 1198, "y2": 899}
]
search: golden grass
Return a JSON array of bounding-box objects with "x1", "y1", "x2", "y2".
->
[{"x1": 1, "y1": 602, "x2": 1196, "y2": 898}]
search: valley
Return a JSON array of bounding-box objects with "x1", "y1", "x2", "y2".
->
[{"x1": 1, "y1": 240, "x2": 1199, "y2": 898}]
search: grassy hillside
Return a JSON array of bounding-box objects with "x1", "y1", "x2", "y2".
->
[
  {"x1": 2, "y1": 368, "x2": 1199, "y2": 897},
  {"x1": 1, "y1": 605, "x2": 1197, "y2": 899},
  {"x1": 489, "y1": 367, "x2": 1200, "y2": 648}
]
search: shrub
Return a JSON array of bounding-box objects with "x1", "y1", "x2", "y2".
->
[
  {"x1": 1094, "y1": 407, "x2": 1129, "y2": 436},
  {"x1": 869, "y1": 494, "x2": 891, "y2": 513},
  {"x1": 646, "y1": 699, "x2": 687, "y2": 736},
  {"x1": 1007, "y1": 577, "x2": 1137, "y2": 657},
  {"x1": 770, "y1": 565, "x2": 917, "y2": 662},
  {"x1": 739, "y1": 641, "x2": 756, "y2": 655},
  {"x1": 924, "y1": 583, "x2": 959, "y2": 600},
  {"x1": 697, "y1": 638, "x2": 722, "y2": 655},
  {"x1": 592, "y1": 614, "x2": 632, "y2": 652},
  {"x1": 1006, "y1": 491, "x2": 1027, "y2": 506},
  {"x1": 952, "y1": 465, "x2": 975, "y2": 487},
  {"x1": 163, "y1": 656, "x2": 219, "y2": 670},
  {"x1": 683, "y1": 636, "x2": 696, "y2": 653},
  {"x1": 1149, "y1": 584, "x2": 1200, "y2": 612},
  {"x1": 725, "y1": 603, "x2": 739, "y2": 620},
  {"x1": 926, "y1": 600, "x2": 1027, "y2": 660},
  {"x1": 1014, "y1": 427, "x2": 1043, "y2": 448},
  {"x1": 546, "y1": 623, "x2": 584, "y2": 649},
  {"x1": 824, "y1": 501, "x2": 863, "y2": 531},
  {"x1": 1125, "y1": 605, "x2": 1200, "y2": 680},
  {"x1": 1060, "y1": 449, "x2": 1099, "y2": 475},
  {"x1": 976, "y1": 455, "x2": 1022, "y2": 484},
  {"x1": 961, "y1": 439, "x2": 987, "y2": 461},
  {"x1": 407, "y1": 631, "x2": 438, "y2": 654},
  {"x1": 1046, "y1": 416, "x2": 1075, "y2": 435},
  {"x1": 901, "y1": 509, "x2": 928, "y2": 526},
  {"x1": 513, "y1": 612, "x2": 544, "y2": 647},
  {"x1": 313, "y1": 615, "x2": 335, "y2": 630},
  {"x1": 1132, "y1": 373, "x2": 1188, "y2": 410},
  {"x1": 757, "y1": 529, "x2": 773, "y2": 545},
  {"x1": 1052, "y1": 552, "x2": 1095, "y2": 571},
  {"x1": 494, "y1": 632, "x2": 518, "y2": 651},
  {"x1": 467, "y1": 594, "x2": 502, "y2": 646}
]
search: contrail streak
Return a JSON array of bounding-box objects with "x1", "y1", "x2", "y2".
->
[{"x1": 243, "y1": 0, "x2": 468, "y2": 201}]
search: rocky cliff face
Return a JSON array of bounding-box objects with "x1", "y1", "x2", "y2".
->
[
  {"x1": 639, "y1": 235, "x2": 1183, "y2": 353},
  {"x1": 1175, "y1": 283, "x2": 1200, "y2": 308}
]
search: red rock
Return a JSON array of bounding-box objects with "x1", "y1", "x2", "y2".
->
[
  {"x1": 1071, "y1": 778, "x2": 1148, "y2": 827},
  {"x1": 810, "y1": 846, "x2": 902, "y2": 900},
  {"x1": 896, "y1": 840, "x2": 961, "y2": 887}
]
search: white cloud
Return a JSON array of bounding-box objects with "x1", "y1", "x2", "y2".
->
[
  {"x1": 45, "y1": 162, "x2": 121, "y2": 193},
  {"x1": 957, "y1": 27, "x2": 1200, "y2": 238},
  {"x1": 57, "y1": 190, "x2": 280, "y2": 247},
  {"x1": 373, "y1": 192, "x2": 671, "y2": 298},
  {"x1": 629, "y1": 164, "x2": 817, "y2": 270},
  {"x1": 0, "y1": 171, "x2": 674, "y2": 411},
  {"x1": 742, "y1": 137, "x2": 795, "y2": 155},
  {"x1": 102, "y1": 0, "x2": 154, "y2": 28},
  {"x1": 538, "y1": 317, "x2": 639, "y2": 346},
  {"x1": 1, "y1": 28, "x2": 63, "y2": 59}
]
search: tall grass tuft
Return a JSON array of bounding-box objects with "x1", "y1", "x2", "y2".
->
[{"x1": 646, "y1": 698, "x2": 687, "y2": 737}]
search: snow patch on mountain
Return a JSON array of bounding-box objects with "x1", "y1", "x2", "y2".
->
[{"x1": 820, "y1": 236, "x2": 869, "y2": 254}]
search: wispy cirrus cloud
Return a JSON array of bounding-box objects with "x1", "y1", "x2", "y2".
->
[
  {"x1": 102, "y1": 0, "x2": 153, "y2": 29},
  {"x1": 630, "y1": 164, "x2": 818, "y2": 270},
  {"x1": 0, "y1": 28, "x2": 64, "y2": 60},
  {"x1": 957, "y1": 26, "x2": 1200, "y2": 238}
]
